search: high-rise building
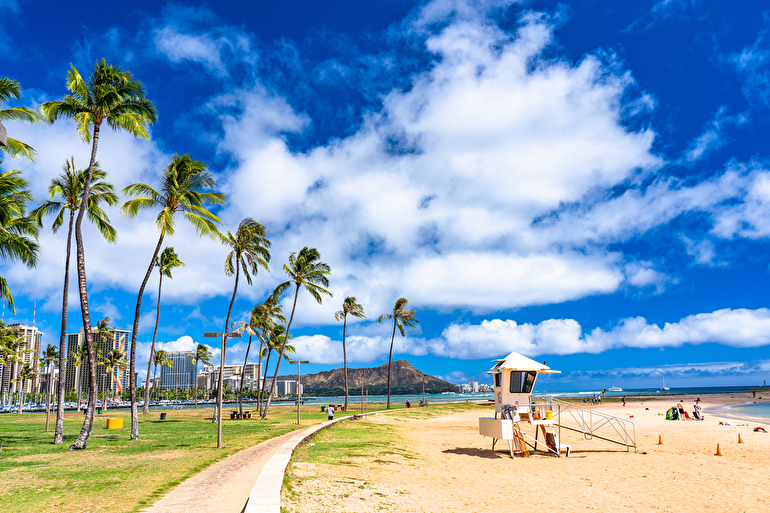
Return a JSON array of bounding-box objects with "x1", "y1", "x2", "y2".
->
[
  {"x1": 201, "y1": 363, "x2": 263, "y2": 391},
  {"x1": 63, "y1": 327, "x2": 131, "y2": 395},
  {"x1": 160, "y1": 351, "x2": 196, "y2": 390},
  {"x1": 0, "y1": 324, "x2": 43, "y2": 394}
]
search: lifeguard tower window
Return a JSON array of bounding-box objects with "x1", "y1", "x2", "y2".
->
[
  {"x1": 494, "y1": 373, "x2": 501, "y2": 387},
  {"x1": 510, "y1": 371, "x2": 537, "y2": 394}
]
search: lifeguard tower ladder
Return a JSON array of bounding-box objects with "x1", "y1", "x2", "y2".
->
[{"x1": 478, "y1": 351, "x2": 636, "y2": 457}]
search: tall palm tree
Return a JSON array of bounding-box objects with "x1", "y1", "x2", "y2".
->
[
  {"x1": 41, "y1": 344, "x2": 59, "y2": 432},
  {"x1": 190, "y1": 343, "x2": 213, "y2": 409},
  {"x1": 94, "y1": 317, "x2": 115, "y2": 412},
  {"x1": 335, "y1": 297, "x2": 366, "y2": 411},
  {"x1": 151, "y1": 349, "x2": 172, "y2": 402},
  {"x1": 142, "y1": 247, "x2": 184, "y2": 415},
  {"x1": 378, "y1": 298, "x2": 419, "y2": 409},
  {"x1": 31, "y1": 158, "x2": 117, "y2": 444},
  {"x1": 13, "y1": 362, "x2": 36, "y2": 414},
  {"x1": 263, "y1": 247, "x2": 331, "y2": 419},
  {"x1": 122, "y1": 154, "x2": 224, "y2": 440},
  {"x1": 215, "y1": 218, "x2": 270, "y2": 447},
  {"x1": 41, "y1": 59, "x2": 157, "y2": 450},
  {"x1": 0, "y1": 168, "x2": 39, "y2": 312},
  {"x1": 0, "y1": 77, "x2": 39, "y2": 162},
  {"x1": 101, "y1": 348, "x2": 127, "y2": 410}
]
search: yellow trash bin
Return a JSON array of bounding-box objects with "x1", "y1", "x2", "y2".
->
[{"x1": 106, "y1": 418, "x2": 123, "y2": 429}]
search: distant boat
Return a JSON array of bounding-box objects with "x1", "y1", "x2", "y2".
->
[
  {"x1": 661, "y1": 377, "x2": 670, "y2": 391},
  {"x1": 609, "y1": 386, "x2": 622, "y2": 392}
]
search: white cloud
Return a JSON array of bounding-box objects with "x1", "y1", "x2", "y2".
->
[
  {"x1": 679, "y1": 107, "x2": 749, "y2": 164},
  {"x1": 431, "y1": 308, "x2": 770, "y2": 360}
]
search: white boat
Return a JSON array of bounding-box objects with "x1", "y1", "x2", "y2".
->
[
  {"x1": 609, "y1": 386, "x2": 622, "y2": 392},
  {"x1": 661, "y1": 377, "x2": 670, "y2": 391}
]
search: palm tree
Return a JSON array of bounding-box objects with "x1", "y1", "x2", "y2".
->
[
  {"x1": 41, "y1": 59, "x2": 157, "y2": 450},
  {"x1": 13, "y1": 362, "x2": 37, "y2": 414},
  {"x1": 215, "y1": 218, "x2": 270, "y2": 447},
  {"x1": 0, "y1": 77, "x2": 39, "y2": 162},
  {"x1": 94, "y1": 317, "x2": 115, "y2": 412},
  {"x1": 151, "y1": 350, "x2": 172, "y2": 402},
  {"x1": 101, "y1": 348, "x2": 127, "y2": 409},
  {"x1": 249, "y1": 293, "x2": 285, "y2": 416},
  {"x1": 71, "y1": 340, "x2": 90, "y2": 412},
  {"x1": 41, "y1": 344, "x2": 59, "y2": 432},
  {"x1": 190, "y1": 343, "x2": 213, "y2": 409},
  {"x1": 335, "y1": 297, "x2": 366, "y2": 411},
  {"x1": 259, "y1": 325, "x2": 295, "y2": 407},
  {"x1": 122, "y1": 154, "x2": 224, "y2": 440},
  {"x1": 378, "y1": 298, "x2": 419, "y2": 409},
  {"x1": 142, "y1": 247, "x2": 184, "y2": 415},
  {"x1": 31, "y1": 158, "x2": 117, "y2": 444},
  {"x1": 263, "y1": 247, "x2": 331, "y2": 419},
  {"x1": 0, "y1": 325, "x2": 29, "y2": 407},
  {"x1": 0, "y1": 168, "x2": 40, "y2": 312}
]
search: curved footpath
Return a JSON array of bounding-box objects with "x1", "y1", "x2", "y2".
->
[{"x1": 142, "y1": 416, "x2": 350, "y2": 513}]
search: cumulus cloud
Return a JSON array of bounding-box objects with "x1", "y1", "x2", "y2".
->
[
  {"x1": 431, "y1": 308, "x2": 770, "y2": 359},
  {"x1": 11, "y1": 0, "x2": 770, "y2": 332}
]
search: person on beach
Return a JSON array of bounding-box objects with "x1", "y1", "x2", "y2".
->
[
  {"x1": 622, "y1": 396, "x2": 626, "y2": 407},
  {"x1": 327, "y1": 405, "x2": 334, "y2": 421},
  {"x1": 406, "y1": 400, "x2": 411, "y2": 408},
  {"x1": 677, "y1": 400, "x2": 686, "y2": 420},
  {"x1": 693, "y1": 401, "x2": 703, "y2": 420}
]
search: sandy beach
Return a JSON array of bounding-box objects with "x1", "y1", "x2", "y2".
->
[{"x1": 284, "y1": 394, "x2": 770, "y2": 512}]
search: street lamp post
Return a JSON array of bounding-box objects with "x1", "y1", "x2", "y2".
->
[
  {"x1": 288, "y1": 360, "x2": 309, "y2": 424},
  {"x1": 204, "y1": 330, "x2": 242, "y2": 448}
]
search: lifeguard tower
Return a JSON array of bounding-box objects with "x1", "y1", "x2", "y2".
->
[{"x1": 479, "y1": 351, "x2": 637, "y2": 458}]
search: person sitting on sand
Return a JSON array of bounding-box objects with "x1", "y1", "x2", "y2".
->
[
  {"x1": 677, "y1": 400, "x2": 686, "y2": 420},
  {"x1": 693, "y1": 401, "x2": 703, "y2": 420}
]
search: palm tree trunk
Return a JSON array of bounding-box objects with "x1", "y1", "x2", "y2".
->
[
  {"x1": 238, "y1": 333, "x2": 253, "y2": 416},
  {"x1": 256, "y1": 334, "x2": 266, "y2": 415},
  {"x1": 53, "y1": 209, "x2": 74, "y2": 443},
  {"x1": 262, "y1": 286, "x2": 299, "y2": 420},
  {"x1": 259, "y1": 349, "x2": 272, "y2": 416},
  {"x1": 45, "y1": 362, "x2": 52, "y2": 431},
  {"x1": 129, "y1": 234, "x2": 164, "y2": 440},
  {"x1": 69, "y1": 123, "x2": 101, "y2": 451},
  {"x1": 217, "y1": 265, "x2": 239, "y2": 448},
  {"x1": 387, "y1": 321, "x2": 396, "y2": 409},
  {"x1": 17, "y1": 375, "x2": 23, "y2": 415},
  {"x1": 342, "y1": 316, "x2": 348, "y2": 411},
  {"x1": 143, "y1": 272, "x2": 164, "y2": 415}
]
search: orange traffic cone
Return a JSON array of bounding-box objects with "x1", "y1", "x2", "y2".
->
[
  {"x1": 738, "y1": 433, "x2": 744, "y2": 444},
  {"x1": 658, "y1": 435, "x2": 663, "y2": 445},
  {"x1": 715, "y1": 443, "x2": 723, "y2": 456}
]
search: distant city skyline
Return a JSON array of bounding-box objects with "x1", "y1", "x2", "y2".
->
[{"x1": 2, "y1": 1, "x2": 770, "y2": 389}]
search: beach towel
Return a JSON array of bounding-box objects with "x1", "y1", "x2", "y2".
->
[{"x1": 754, "y1": 427, "x2": 767, "y2": 433}]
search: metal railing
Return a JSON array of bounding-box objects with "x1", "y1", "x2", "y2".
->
[{"x1": 550, "y1": 398, "x2": 636, "y2": 452}]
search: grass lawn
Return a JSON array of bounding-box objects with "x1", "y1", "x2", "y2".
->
[{"x1": 0, "y1": 405, "x2": 330, "y2": 512}]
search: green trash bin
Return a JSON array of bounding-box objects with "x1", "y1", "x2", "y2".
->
[
  {"x1": 97, "y1": 407, "x2": 102, "y2": 415},
  {"x1": 321, "y1": 406, "x2": 326, "y2": 412},
  {"x1": 160, "y1": 412, "x2": 167, "y2": 420}
]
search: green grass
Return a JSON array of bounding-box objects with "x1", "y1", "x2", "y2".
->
[{"x1": 0, "y1": 406, "x2": 330, "y2": 512}]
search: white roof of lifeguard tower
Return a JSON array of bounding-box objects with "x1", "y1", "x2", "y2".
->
[{"x1": 486, "y1": 350, "x2": 560, "y2": 374}]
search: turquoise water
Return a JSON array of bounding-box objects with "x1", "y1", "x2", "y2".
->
[{"x1": 714, "y1": 402, "x2": 770, "y2": 420}]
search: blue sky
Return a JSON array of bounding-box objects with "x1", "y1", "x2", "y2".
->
[{"x1": 2, "y1": 0, "x2": 770, "y2": 390}]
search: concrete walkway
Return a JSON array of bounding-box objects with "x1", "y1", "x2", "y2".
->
[{"x1": 142, "y1": 418, "x2": 344, "y2": 513}]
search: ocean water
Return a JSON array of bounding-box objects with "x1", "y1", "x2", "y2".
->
[{"x1": 713, "y1": 402, "x2": 770, "y2": 420}]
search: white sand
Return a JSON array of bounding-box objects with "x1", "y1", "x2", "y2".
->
[{"x1": 283, "y1": 395, "x2": 770, "y2": 512}]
